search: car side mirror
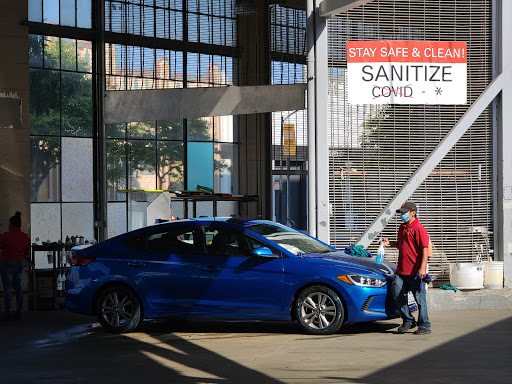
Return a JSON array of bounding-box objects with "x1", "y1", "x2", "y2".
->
[{"x1": 250, "y1": 247, "x2": 274, "y2": 257}]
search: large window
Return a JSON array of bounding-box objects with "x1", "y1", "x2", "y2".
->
[
  {"x1": 103, "y1": 1, "x2": 241, "y2": 235},
  {"x1": 29, "y1": 0, "x2": 92, "y2": 28},
  {"x1": 28, "y1": 1, "x2": 246, "y2": 243},
  {"x1": 29, "y1": 1, "x2": 94, "y2": 254},
  {"x1": 106, "y1": 114, "x2": 238, "y2": 235},
  {"x1": 270, "y1": 4, "x2": 308, "y2": 230},
  {"x1": 29, "y1": 33, "x2": 95, "y2": 258},
  {"x1": 105, "y1": 0, "x2": 237, "y2": 89}
]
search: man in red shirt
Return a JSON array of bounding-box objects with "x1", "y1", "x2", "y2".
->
[
  {"x1": 0, "y1": 212, "x2": 31, "y2": 320},
  {"x1": 382, "y1": 201, "x2": 431, "y2": 335}
]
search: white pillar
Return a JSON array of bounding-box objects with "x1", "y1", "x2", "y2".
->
[
  {"x1": 315, "y1": 0, "x2": 330, "y2": 243},
  {"x1": 496, "y1": 0, "x2": 512, "y2": 287}
]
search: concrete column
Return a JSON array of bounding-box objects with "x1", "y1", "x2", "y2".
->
[
  {"x1": 95, "y1": 0, "x2": 108, "y2": 241},
  {"x1": 0, "y1": 0, "x2": 30, "y2": 234},
  {"x1": 237, "y1": 2, "x2": 271, "y2": 219},
  {"x1": 496, "y1": 0, "x2": 512, "y2": 287}
]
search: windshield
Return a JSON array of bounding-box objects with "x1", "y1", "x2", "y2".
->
[{"x1": 248, "y1": 224, "x2": 334, "y2": 255}]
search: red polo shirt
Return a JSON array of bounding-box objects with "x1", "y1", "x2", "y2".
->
[
  {"x1": 0, "y1": 227, "x2": 31, "y2": 263},
  {"x1": 396, "y1": 218, "x2": 429, "y2": 275}
]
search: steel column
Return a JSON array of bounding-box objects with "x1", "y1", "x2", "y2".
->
[{"x1": 307, "y1": 0, "x2": 316, "y2": 237}]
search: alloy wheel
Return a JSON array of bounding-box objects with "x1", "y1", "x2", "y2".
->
[
  {"x1": 299, "y1": 291, "x2": 337, "y2": 329},
  {"x1": 100, "y1": 291, "x2": 135, "y2": 328}
]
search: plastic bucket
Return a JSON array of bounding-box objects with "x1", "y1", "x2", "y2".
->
[
  {"x1": 449, "y1": 263, "x2": 484, "y2": 289},
  {"x1": 483, "y1": 261, "x2": 504, "y2": 289}
]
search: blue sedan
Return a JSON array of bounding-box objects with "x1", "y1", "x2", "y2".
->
[{"x1": 66, "y1": 218, "x2": 400, "y2": 334}]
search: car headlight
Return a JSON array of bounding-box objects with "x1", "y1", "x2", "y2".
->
[{"x1": 336, "y1": 274, "x2": 387, "y2": 288}]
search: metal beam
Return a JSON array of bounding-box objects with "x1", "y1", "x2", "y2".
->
[
  {"x1": 104, "y1": 31, "x2": 241, "y2": 60},
  {"x1": 319, "y1": 0, "x2": 375, "y2": 18},
  {"x1": 104, "y1": 84, "x2": 306, "y2": 123},
  {"x1": 356, "y1": 64, "x2": 512, "y2": 248}
]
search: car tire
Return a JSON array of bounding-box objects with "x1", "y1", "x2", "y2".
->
[
  {"x1": 295, "y1": 285, "x2": 345, "y2": 335},
  {"x1": 96, "y1": 285, "x2": 142, "y2": 333}
]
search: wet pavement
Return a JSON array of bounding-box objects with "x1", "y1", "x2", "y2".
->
[{"x1": 0, "y1": 309, "x2": 511, "y2": 383}]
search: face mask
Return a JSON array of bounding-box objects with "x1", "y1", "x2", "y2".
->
[{"x1": 400, "y1": 212, "x2": 410, "y2": 223}]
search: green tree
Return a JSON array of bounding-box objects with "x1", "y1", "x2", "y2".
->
[
  {"x1": 31, "y1": 34, "x2": 229, "y2": 201},
  {"x1": 30, "y1": 35, "x2": 92, "y2": 201},
  {"x1": 106, "y1": 118, "x2": 211, "y2": 196}
]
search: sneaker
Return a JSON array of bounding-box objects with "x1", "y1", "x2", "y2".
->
[
  {"x1": 397, "y1": 323, "x2": 416, "y2": 334},
  {"x1": 413, "y1": 327, "x2": 431, "y2": 335},
  {"x1": 14, "y1": 311, "x2": 22, "y2": 320}
]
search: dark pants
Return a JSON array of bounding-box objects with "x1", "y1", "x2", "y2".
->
[
  {"x1": 392, "y1": 274, "x2": 431, "y2": 330},
  {"x1": 1, "y1": 261, "x2": 24, "y2": 313}
]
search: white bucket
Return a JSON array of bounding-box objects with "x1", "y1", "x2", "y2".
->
[
  {"x1": 449, "y1": 263, "x2": 484, "y2": 289},
  {"x1": 483, "y1": 261, "x2": 504, "y2": 289}
]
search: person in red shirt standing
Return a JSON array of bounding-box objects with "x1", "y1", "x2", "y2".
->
[
  {"x1": 0, "y1": 212, "x2": 31, "y2": 320},
  {"x1": 382, "y1": 201, "x2": 431, "y2": 335}
]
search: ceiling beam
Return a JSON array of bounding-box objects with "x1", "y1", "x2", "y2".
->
[{"x1": 104, "y1": 84, "x2": 307, "y2": 123}]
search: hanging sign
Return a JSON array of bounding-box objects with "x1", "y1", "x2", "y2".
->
[
  {"x1": 282, "y1": 123, "x2": 296, "y2": 156},
  {"x1": 347, "y1": 41, "x2": 467, "y2": 105}
]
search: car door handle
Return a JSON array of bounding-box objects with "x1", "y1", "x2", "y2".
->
[
  {"x1": 128, "y1": 262, "x2": 145, "y2": 268},
  {"x1": 202, "y1": 265, "x2": 220, "y2": 273}
]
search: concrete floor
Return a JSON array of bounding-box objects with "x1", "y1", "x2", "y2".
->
[{"x1": 0, "y1": 309, "x2": 511, "y2": 384}]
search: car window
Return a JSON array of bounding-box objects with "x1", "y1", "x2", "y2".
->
[
  {"x1": 205, "y1": 227, "x2": 246, "y2": 257},
  {"x1": 148, "y1": 228, "x2": 198, "y2": 254},
  {"x1": 124, "y1": 226, "x2": 202, "y2": 255},
  {"x1": 248, "y1": 223, "x2": 334, "y2": 255},
  {"x1": 123, "y1": 233, "x2": 146, "y2": 251}
]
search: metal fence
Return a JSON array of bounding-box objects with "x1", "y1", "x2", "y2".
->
[{"x1": 327, "y1": 0, "x2": 493, "y2": 282}]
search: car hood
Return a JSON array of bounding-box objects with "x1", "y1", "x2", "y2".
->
[{"x1": 303, "y1": 251, "x2": 396, "y2": 278}]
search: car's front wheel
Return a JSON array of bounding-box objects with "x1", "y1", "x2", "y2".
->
[
  {"x1": 295, "y1": 285, "x2": 345, "y2": 335},
  {"x1": 96, "y1": 285, "x2": 142, "y2": 333}
]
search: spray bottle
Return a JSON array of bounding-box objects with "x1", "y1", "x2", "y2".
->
[{"x1": 376, "y1": 239, "x2": 385, "y2": 264}]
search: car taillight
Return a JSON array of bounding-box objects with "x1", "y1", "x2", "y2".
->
[{"x1": 70, "y1": 254, "x2": 96, "y2": 266}]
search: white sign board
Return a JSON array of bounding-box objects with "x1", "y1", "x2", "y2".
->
[{"x1": 347, "y1": 41, "x2": 467, "y2": 105}]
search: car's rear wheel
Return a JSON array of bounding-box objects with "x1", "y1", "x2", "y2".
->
[
  {"x1": 96, "y1": 285, "x2": 141, "y2": 333},
  {"x1": 295, "y1": 285, "x2": 344, "y2": 335}
]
